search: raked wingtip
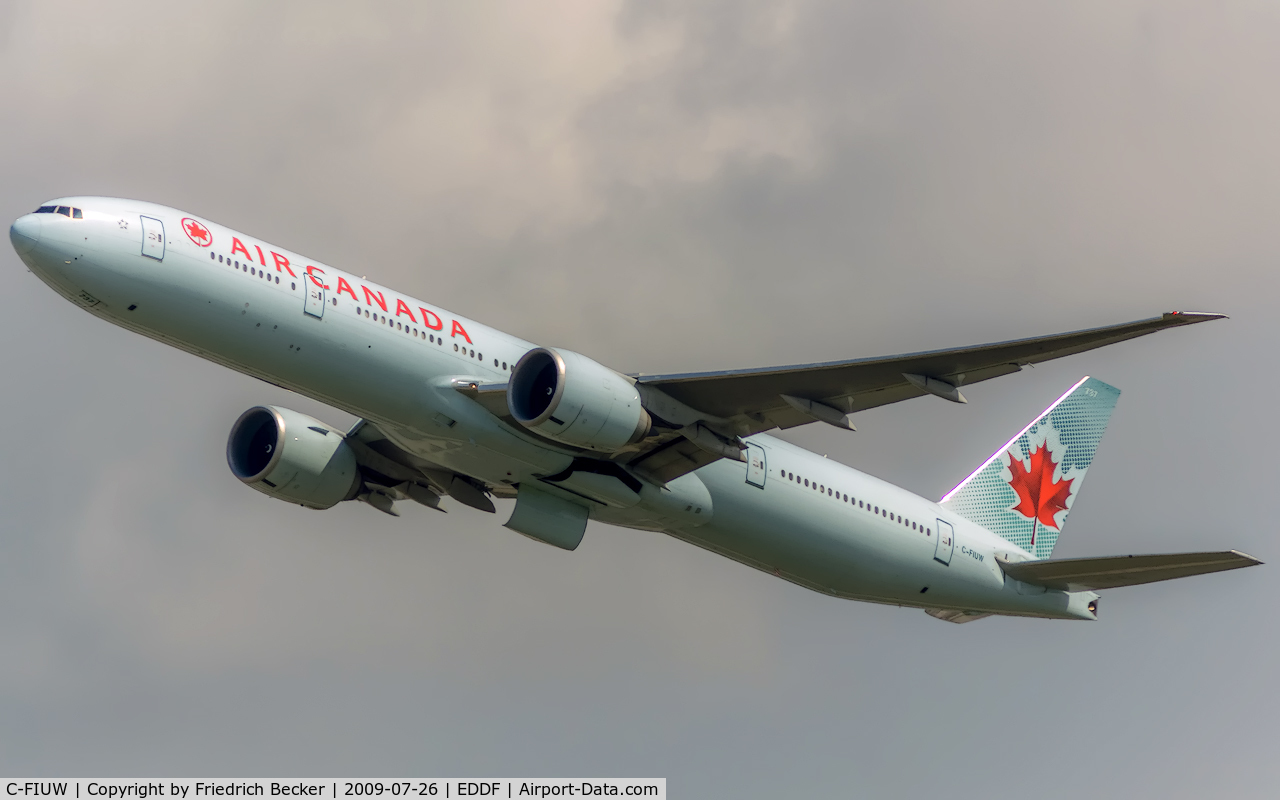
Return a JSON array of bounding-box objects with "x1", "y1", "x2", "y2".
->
[{"x1": 1164, "y1": 310, "x2": 1229, "y2": 323}]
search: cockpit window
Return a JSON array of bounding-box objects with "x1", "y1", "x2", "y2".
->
[{"x1": 34, "y1": 205, "x2": 83, "y2": 217}]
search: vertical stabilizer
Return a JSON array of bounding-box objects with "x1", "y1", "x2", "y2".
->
[{"x1": 940, "y1": 376, "x2": 1120, "y2": 559}]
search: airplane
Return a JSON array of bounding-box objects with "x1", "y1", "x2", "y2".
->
[{"x1": 9, "y1": 197, "x2": 1261, "y2": 623}]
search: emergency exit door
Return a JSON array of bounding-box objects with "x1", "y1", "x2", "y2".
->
[
  {"x1": 934, "y1": 519, "x2": 955, "y2": 565},
  {"x1": 745, "y1": 443, "x2": 767, "y2": 488},
  {"x1": 140, "y1": 216, "x2": 165, "y2": 261},
  {"x1": 304, "y1": 281, "x2": 325, "y2": 318}
]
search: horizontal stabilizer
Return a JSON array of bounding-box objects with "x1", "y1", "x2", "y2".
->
[
  {"x1": 999, "y1": 550, "x2": 1262, "y2": 592},
  {"x1": 925, "y1": 608, "x2": 992, "y2": 624}
]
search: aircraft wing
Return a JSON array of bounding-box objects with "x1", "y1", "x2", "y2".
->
[
  {"x1": 624, "y1": 311, "x2": 1224, "y2": 483},
  {"x1": 636, "y1": 311, "x2": 1223, "y2": 427},
  {"x1": 344, "y1": 418, "x2": 505, "y2": 514},
  {"x1": 998, "y1": 550, "x2": 1262, "y2": 592}
]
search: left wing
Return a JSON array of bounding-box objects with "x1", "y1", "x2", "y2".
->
[{"x1": 344, "y1": 419, "x2": 507, "y2": 515}]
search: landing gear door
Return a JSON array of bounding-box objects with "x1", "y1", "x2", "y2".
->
[
  {"x1": 745, "y1": 442, "x2": 767, "y2": 488},
  {"x1": 304, "y1": 280, "x2": 325, "y2": 319},
  {"x1": 934, "y1": 519, "x2": 955, "y2": 566},
  {"x1": 140, "y1": 216, "x2": 165, "y2": 261}
]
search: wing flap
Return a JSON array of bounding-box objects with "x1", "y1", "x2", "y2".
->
[
  {"x1": 452, "y1": 380, "x2": 511, "y2": 418},
  {"x1": 999, "y1": 550, "x2": 1262, "y2": 592},
  {"x1": 629, "y1": 436, "x2": 722, "y2": 484}
]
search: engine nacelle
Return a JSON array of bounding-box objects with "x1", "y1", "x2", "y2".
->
[
  {"x1": 226, "y1": 406, "x2": 360, "y2": 509},
  {"x1": 508, "y1": 348, "x2": 651, "y2": 452}
]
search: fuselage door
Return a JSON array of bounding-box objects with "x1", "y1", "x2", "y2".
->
[
  {"x1": 934, "y1": 518, "x2": 955, "y2": 565},
  {"x1": 140, "y1": 216, "x2": 165, "y2": 261},
  {"x1": 304, "y1": 279, "x2": 325, "y2": 319},
  {"x1": 745, "y1": 442, "x2": 767, "y2": 488}
]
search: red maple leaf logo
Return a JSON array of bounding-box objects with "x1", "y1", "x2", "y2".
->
[
  {"x1": 182, "y1": 217, "x2": 212, "y2": 247},
  {"x1": 1007, "y1": 442, "x2": 1074, "y2": 535}
]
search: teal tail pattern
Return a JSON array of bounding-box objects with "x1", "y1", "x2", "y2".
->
[{"x1": 940, "y1": 376, "x2": 1120, "y2": 559}]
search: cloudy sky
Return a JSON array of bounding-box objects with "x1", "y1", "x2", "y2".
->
[{"x1": 2, "y1": 1, "x2": 1278, "y2": 796}]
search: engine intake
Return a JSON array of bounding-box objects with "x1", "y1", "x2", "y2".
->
[
  {"x1": 227, "y1": 406, "x2": 360, "y2": 509},
  {"x1": 508, "y1": 348, "x2": 651, "y2": 452}
]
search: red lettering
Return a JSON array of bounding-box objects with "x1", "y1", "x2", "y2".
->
[
  {"x1": 254, "y1": 245, "x2": 267, "y2": 267},
  {"x1": 271, "y1": 251, "x2": 298, "y2": 277},
  {"x1": 305, "y1": 265, "x2": 328, "y2": 289},
  {"x1": 419, "y1": 308, "x2": 443, "y2": 331},
  {"x1": 231, "y1": 237, "x2": 253, "y2": 261},
  {"x1": 362, "y1": 286, "x2": 387, "y2": 311},
  {"x1": 394, "y1": 299, "x2": 417, "y2": 322},
  {"x1": 450, "y1": 320, "x2": 473, "y2": 343},
  {"x1": 336, "y1": 277, "x2": 358, "y2": 301}
]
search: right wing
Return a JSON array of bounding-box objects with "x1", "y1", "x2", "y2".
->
[
  {"x1": 998, "y1": 550, "x2": 1262, "y2": 592},
  {"x1": 635, "y1": 311, "x2": 1224, "y2": 426},
  {"x1": 623, "y1": 311, "x2": 1225, "y2": 483}
]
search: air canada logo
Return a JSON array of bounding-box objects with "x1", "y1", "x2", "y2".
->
[
  {"x1": 1007, "y1": 441, "x2": 1074, "y2": 543},
  {"x1": 182, "y1": 218, "x2": 212, "y2": 247}
]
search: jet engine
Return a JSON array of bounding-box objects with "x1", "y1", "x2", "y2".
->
[
  {"x1": 508, "y1": 348, "x2": 651, "y2": 452},
  {"x1": 226, "y1": 406, "x2": 361, "y2": 509}
]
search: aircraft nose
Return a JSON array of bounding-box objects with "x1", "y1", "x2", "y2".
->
[{"x1": 10, "y1": 214, "x2": 42, "y2": 256}]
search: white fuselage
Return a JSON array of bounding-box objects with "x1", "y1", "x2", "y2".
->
[{"x1": 10, "y1": 197, "x2": 1097, "y2": 620}]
